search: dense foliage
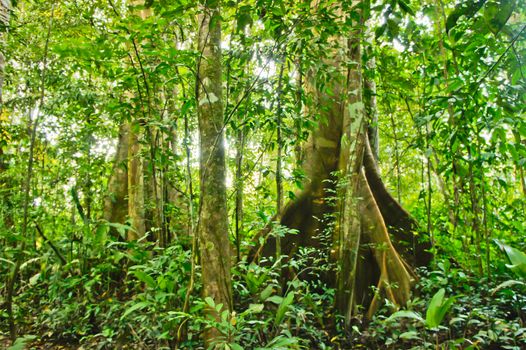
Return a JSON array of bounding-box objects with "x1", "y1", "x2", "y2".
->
[{"x1": 0, "y1": 0, "x2": 525, "y2": 349}]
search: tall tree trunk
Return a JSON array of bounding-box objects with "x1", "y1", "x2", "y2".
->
[
  {"x1": 128, "y1": 121, "x2": 145, "y2": 240},
  {"x1": 83, "y1": 111, "x2": 94, "y2": 222},
  {"x1": 250, "y1": 1, "x2": 431, "y2": 324},
  {"x1": 275, "y1": 60, "x2": 285, "y2": 262},
  {"x1": 0, "y1": 0, "x2": 11, "y2": 231},
  {"x1": 468, "y1": 146, "x2": 483, "y2": 275},
  {"x1": 197, "y1": 0, "x2": 233, "y2": 345},
  {"x1": 513, "y1": 131, "x2": 526, "y2": 198},
  {"x1": 104, "y1": 122, "x2": 130, "y2": 234},
  {"x1": 124, "y1": 0, "x2": 151, "y2": 240},
  {"x1": 0, "y1": 1, "x2": 15, "y2": 338},
  {"x1": 234, "y1": 127, "x2": 244, "y2": 262}
]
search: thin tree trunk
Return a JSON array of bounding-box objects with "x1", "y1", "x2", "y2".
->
[
  {"x1": 235, "y1": 127, "x2": 244, "y2": 262},
  {"x1": 388, "y1": 108, "x2": 402, "y2": 203},
  {"x1": 197, "y1": 0, "x2": 233, "y2": 344},
  {"x1": 425, "y1": 124, "x2": 433, "y2": 242},
  {"x1": 364, "y1": 51, "x2": 379, "y2": 162},
  {"x1": 124, "y1": 0, "x2": 151, "y2": 240},
  {"x1": 0, "y1": 0, "x2": 15, "y2": 339},
  {"x1": 275, "y1": 60, "x2": 285, "y2": 262},
  {"x1": 294, "y1": 56, "x2": 304, "y2": 166},
  {"x1": 468, "y1": 146, "x2": 483, "y2": 275},
  {"x1": 6, "y1": 2, "x2": 54, "y2": 340},
  {"x1": 0, "y1": 0, "x2": 12, "y2": 232},
  {"x1": 514, "y1": 132, "x2": 526, "y2": 196},
  {"x1": 183, "y1": 107, "x2": 194, "y2": 238},
  {"x1": 478, "y1": 139, "x2": 490, "y2": 280}
]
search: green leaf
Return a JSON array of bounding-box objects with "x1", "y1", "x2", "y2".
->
[
  {"x1": 107, "y1": 222, "x2": 135, "y2": 239},
  {"x1": 29, "y1": 273, "x2": 40, "y2": 285},
  {"x1": 491, "y1": 280, "x2": 526, "y2": 294},
  {"x1": 398, "y1": 0, "x2": 415, "y2": 16},
  {"x1": 399, "y1": 331, "x2": 421, "y2": 340},
  {"x1": 375, "y1": 24, "x2": 387, "y2": 39},
  {"x1": 446, "y1": 0, "x2": 487, "y2": 33},
  {"x1": 0, "y1": 257, "x2": 15, "y2": 266},
  {"x1": 229, "y1": 344, "x2": 244, "y2": 350},
  {"x1": 236, "y1": 6, "x2": 253, "y2": 32},
  {"x1": 425, "y1": 288, "x2": 455, "y2": 328},
  {"x1": 495, "y1": 240, "x2": 526, "y2": 278},
  {"x1": 205, "y1": 296, "x2": 215, "y2": 309},
  {"x1": 130, "y1": 270, "x2": 156, "y2": 288},
  {"x1": 267, "y1": 295, "x2": 283, "y2": 304},
  {"x1": 446, "y1": 78, "x2": 464, "y2": 93},
  {"x1": 261, "y1": 334, "x2": 300, "y2": 349},
  {"x1": 248, "y1": 303, "x2": 264, "y2": 313},
  {"x1": 121, "y1": 301, "x2": 151, "y2": 319},
  {"x1": 260, "y1": 285, "x2": 274, "y2": 301},
  {"x1": 181, "y1": 99, "x2": 193, "y2": 115},
  {"x1": 95, "y1": 223, "x2": 109, "y2": 246},
  {"x1": 8, "y1": 335, "x2": 37, "y2": 350},
  {"x1": 435, "y1": 296, "x2": 456, "y2": 328},
  {"x1": 426, "y1": 288, "x2": 445, "y2": 328},
  {"x1": 275, "y1": 292, "x2": 294, "y2": 325},
  {"x1": 483, "y1": 0, "x2": 515, "y2": 34},
  {"x1": 385, "y1": 310, "x2": 424, "y2": 323}
]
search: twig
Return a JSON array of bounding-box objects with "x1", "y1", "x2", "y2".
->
[
  {"x1": 475, "y1": 24, "x2": 526, "y2": 88},
  {"x1": 35, "y1": 224, "x2": 67, "y2": 265}
]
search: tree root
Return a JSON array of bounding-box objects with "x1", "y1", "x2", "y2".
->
[
  {"x1": 249, "y1": 135, "x2": 431, "y2": 320},
  {"x1": 363, "y1": 135, "x2": 432, "y2": 267},
  {"x1": 358, "y1": 169, "x2": 414, "y2": 318}
]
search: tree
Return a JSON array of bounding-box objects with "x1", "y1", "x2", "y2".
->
[
  {"x1": 196, "y1": 0, "x2": 233, "y2": 344},
  {"x1": 251, "y1": 0, "x2": 432, "y2": 323},
  {"x1": 104, "y1": 0, "x2": 153, "y2": 241}
]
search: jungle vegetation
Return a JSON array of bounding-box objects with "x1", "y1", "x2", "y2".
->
[{"x1": 0, "y1": 0, "x2": 525, "y2": 349}]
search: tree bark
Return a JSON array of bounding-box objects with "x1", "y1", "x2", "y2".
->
[
  {"x1": 127, "y1": 121, "x2": 145, "y2": 240},
  {"x1": 364, "y1": 51, "x2": 379, "y2": 162},
  {"x1": 197, "y1": 0, "x2": 233, "y2": 345},
  {"x1": 275, "y1": 60, "x2": 285, "y2": 262},
  {"x1": 123, "y1": 0, "x2": 151, "y2": 241},
  {"x1": 104, "y1": 122, "x2": 130, "y2": 234},
  {"x1": 234, "y1": 127, "x2": 244, "y2": 262}
]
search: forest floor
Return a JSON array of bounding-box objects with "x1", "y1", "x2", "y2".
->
[{"x1": 1, "y1": 253, "x2": 525, "y2": 349}]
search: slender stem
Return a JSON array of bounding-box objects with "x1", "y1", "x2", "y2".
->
[
  {"x1": 178, "y1": 99, "x2": 196, "y2": 345},
  {"x1": 275, "y1": 59, "x2": 285, "y2": 263},
  {"x1": 6, "y1": 2, "x2": 55, "y2": 340},
  {"x1": 426, "y1": 123, "x2": 433, "y2": 242},
  {"x1": 388, "y1": 108, "x2": 401, "y2": 203},
  {"x1": 234, "y1": 126, "x2": 244, "y2": 262},
  {"x1": 35, "y1": 224, "x2": 67, "y2": 265}
]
